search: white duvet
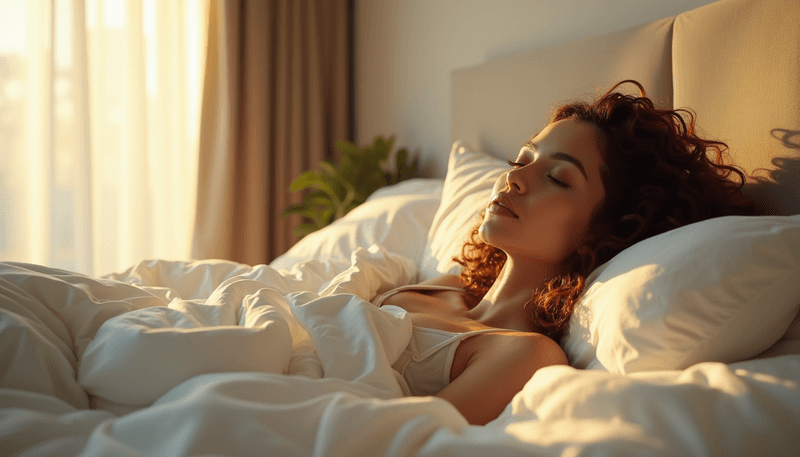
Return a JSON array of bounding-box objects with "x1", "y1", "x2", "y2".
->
[{"x1": 1, "y1": 248, "x2": 799, "y2": 456}]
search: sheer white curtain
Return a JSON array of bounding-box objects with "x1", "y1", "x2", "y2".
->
[{"x1": 0, "y1": 0, "x2": 207, "y2": 276}]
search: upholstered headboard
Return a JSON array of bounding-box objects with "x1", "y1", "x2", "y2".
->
[{"x1": 451, "y1": 0, "x2": 800, "y2": 215}]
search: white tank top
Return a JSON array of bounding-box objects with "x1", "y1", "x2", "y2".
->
[{"x1": 373, "y1": 284, "x2": 509, "y2": 396}]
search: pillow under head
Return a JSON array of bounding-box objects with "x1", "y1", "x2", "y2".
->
[
  {"x1": 420, "y1": 141, "x2": 506, "y2": 280},
  {"x1": 563, "y1": 214, "x2": 800, "y2": 373}
]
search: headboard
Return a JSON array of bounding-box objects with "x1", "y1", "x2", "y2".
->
[{"x1": 451, "y1": 0, "x2": 800, "y2": 215}]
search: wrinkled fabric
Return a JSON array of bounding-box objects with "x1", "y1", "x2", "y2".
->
[{"x1": 1, "y1": 249, "x2": 799, "y2": 457}]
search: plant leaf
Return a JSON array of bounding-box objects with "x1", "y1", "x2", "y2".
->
[
  {"x1": 369, "y1": 136, "x2": 391, "y2": 162},
  {"x1": 338, "y1": 154, "x2": 357, "y2": 183},
  {"x1": 335, "y1": 140, "x2": 360, "y2": 160},
  {"x1": 293, "y1": 222, "x2": 319, "y2": 238},
  {"x1": 282, "y1": 203, "x2": 309, "y2": 217},
  {"x1": 311, "y1": 206, "x2": 335, "y2": 227},
  {"x1": 305, "y1": 191, "x2": 332, "y2": 207},
  {"x1": 284, "y1": 134, "x2": 419, "y2": 236},
  {"x1": 338, "y1": 185, "x2": 358, "y2": 218},
  {"x1": 282, "y1": 203, "x2": 326, "y2": 220},
  {"x1": 311, "y1": 175, "x2": 342, "y2": 201},
  {"x1": 289, "y1": 170, "x2": 322, "y2": 192},
  {"x1": 318, "y1": 161, "x2": 338, "y2": 177}
]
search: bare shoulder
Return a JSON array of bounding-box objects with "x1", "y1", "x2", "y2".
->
[
  {"x1": 417, "y1": 274, "x2": 463, "y2": 288},
  {"x1": 482, "y1": 332, "x2": 568, "y2": 370},
  {"x1": 438, "y1": 332, "x2": 568, "y2": 425},
  {"x1": 508, "y1": 332, "x2": 568, "y2": 368}
]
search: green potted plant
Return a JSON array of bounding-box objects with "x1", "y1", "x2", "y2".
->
[{"x1": 283, "y1": 135, "x2": 418, "y2": 238}]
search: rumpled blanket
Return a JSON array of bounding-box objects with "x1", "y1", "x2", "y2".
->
[{"x1": 1, "y1": 246, "x2": 799, "y2": 456}]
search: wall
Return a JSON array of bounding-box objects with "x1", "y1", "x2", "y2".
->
[{"x1": 355, "y1": 0, "x2": 720, "y2": 178}]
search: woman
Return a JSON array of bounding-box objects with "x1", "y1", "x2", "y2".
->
[{"x1": 373, "y1": 80, "x2": 754, "y2": 425}]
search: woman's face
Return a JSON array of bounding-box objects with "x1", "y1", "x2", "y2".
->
[{"x1": 479, "y1": 119, "x2": 606, "y2": 267}]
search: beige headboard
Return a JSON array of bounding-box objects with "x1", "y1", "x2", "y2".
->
[{"x1": 451, "y1": 0, "x2": 800, "y2": 215}]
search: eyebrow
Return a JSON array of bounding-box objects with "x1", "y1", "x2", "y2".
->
[{"x1": 523, "y1": 141, "x2": 589, "y2": 181}]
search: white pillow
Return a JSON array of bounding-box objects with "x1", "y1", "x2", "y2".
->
[
  {"x1": 754, "y1": 307, "x2": 800, "y2": 359},
  {"x1": 563, "y1": 214, "x2": 800, "y2": 373},
  {"x1": 419, "y1": 141, "x2": 507, "y2": 280},
  {"x1": 270, "y1": 178, "x2": 443, "y2": 273}
]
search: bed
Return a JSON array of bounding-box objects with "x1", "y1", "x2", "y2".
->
[{"x1": 2, "y1": 0, "x2": 799, "y2": 455}]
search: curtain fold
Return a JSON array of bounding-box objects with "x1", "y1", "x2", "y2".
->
[
  {"x1": 0, "y1": 0, "x2": 208, "y2": 276},
  {"x1": 192, "y1": 0, "x2": 353, "y2": 266}
]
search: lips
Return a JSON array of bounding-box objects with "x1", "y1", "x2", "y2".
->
[{"x1": 488, "y1": 193, "x2": 518, "y2": 218}]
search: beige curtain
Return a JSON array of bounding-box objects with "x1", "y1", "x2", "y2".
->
[
  {"x1": 0, "y1": 0, "x2": 207, "y2": 276},
  {"x1": 192, "y1": 0, "x2": 352, "y2": 265}
]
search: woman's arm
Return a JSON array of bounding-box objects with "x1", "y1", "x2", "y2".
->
[{"x1": 436, "y1": 333, "x2": 568, "y2": 425}]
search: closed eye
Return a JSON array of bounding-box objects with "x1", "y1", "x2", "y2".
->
[
  {"x1": 547, "y1": 174, "x2": 570, "y2": 188},
  {"x1": 510, "y1": 159, "x2": 570, "y2": 188}
]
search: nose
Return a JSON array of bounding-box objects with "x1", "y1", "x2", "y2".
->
[{"x1": 506, "y1": 168, "x2": 526, "y2": 194}]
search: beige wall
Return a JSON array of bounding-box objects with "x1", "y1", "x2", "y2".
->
[{"x1": 355, "y1": 0, "x2": 720, "y2": 178}]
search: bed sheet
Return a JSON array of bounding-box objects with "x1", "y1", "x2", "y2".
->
[{"x1": 1, "y1": 250, "x2": 799, "y2": 456}]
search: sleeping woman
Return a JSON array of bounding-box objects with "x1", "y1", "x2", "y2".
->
[{"x1": 372, "y1": 80, "x2": 754, "y2": 425}]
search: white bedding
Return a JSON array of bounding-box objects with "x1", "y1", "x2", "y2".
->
[
  {"x1": 1, "y1": 178, "x2": 799, "y2": 456},
  {"x1": 1, "y1": 250, "x2": 799, "y2": 455}
]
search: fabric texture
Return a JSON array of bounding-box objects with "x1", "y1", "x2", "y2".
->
[
  {"x1": 0, "y1": 1, "x2": 206, "y2": 276},
  {"x1": 2, "y1": 228, "x2": 799, "y2": 456},
  {"x1": 420, "y1": 141, "x2": 507, "y2": 280},
  {"x1": 373, "y1": 284, "x2": 509, "y2": 396},
  {"x1": 271, "y1": 178, "x2": 442, "y2": 277},
  {"x1": 192, "y1": 0, "x2": 353, "y2": 265},
  {"x1": 389, "y1": 325, "x2": 502, "y2": 397},
  {"x1": 563, "y1": 214, "x2": 800, "y2": 373}
]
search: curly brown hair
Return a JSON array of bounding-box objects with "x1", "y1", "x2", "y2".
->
[{"x1": 455, "y1": 80, "x2": 754, "y2": 341}]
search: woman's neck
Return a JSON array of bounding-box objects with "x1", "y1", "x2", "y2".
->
[{"x1": 468, "y1": 256, "x2": 561, "y2": 331}]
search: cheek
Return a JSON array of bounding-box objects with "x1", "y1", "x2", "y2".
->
[
  {"x1": 490, "y1": 175, "x2": 507, "y2": 195},
  {"x1": 561, "y1": 205, "x2": 598, "y2": 249},
  {"x1": 536, "y1": 201, "x2": 595, "y2": 255}
]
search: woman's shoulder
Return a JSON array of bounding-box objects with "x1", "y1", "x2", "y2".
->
[
  {"x1": 441, "y1": 330, "x2": 568, "y2": 424},
  {"x1": 481, "y1": 331, "x2": 568, "y2": 368},
  {"x1": 518, "y1": 332, "x2": 567, "y2": 365}
]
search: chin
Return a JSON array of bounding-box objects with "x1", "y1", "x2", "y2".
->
[
  {"x1": 477, "y1": 223, "x2": 492, "y2": 245},
  {"x1": 477, "y1": 225, "x2": 506, "y2": 251}
]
